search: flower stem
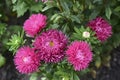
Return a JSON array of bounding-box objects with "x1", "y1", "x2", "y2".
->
[
  {"x1": 57, "y1": 0, "x2": 63, "y2": 12},
  {"x1": 73, "y1": 0, "x2": 76, "y2": 3},
  {"x1": 21, "y1": 29, "x2": 24, "y2": 38}
]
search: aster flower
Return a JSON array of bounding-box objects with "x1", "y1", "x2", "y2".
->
[
  {"x1": 14, "y1": 46, "x2": 40, "y2": 74},
  {"x1": 33, "y1": 29, "x2": 68, "y2": 63},
  {"x1": 66, "y1": 41, "x2": 92, "y2": 71},
  {"x1": 88, "y1": 17, "x2": 112, "y2": 42},
  {"x1": 23, "y1": 13, "x2": 47, "y2": 37}
]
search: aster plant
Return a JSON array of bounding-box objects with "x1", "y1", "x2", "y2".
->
[{"x1": 6, "y1": 0, "x2": 120, "y2": 80}]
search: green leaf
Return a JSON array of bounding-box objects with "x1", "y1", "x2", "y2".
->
[
  {"x1": 62, "y1": 77, "x2": 69, "y2": 80},
  {"x1": 73, "y1": 73, "x2": 80, "y2": 80},
  {"x1": 95, "y1": 57, "x2": 101, "y2": 68},
  {"x1": 54, "y1": 16, "x2": 62, "y2": 23},
  {"x1": 74, "y1": 27, "x2": 80, "y2": 34},
  {"x1": 42, "y1": 5, "x2": 53, "y2": 12},
  {"x1": 12, "y1": 0, "x2": 17, "y2": 4},
  {"x1": 51, "y1": 14, "x2": 59, "y2": 21},
  {"x1": 70, "y1": 71, "x2": 80, "y2": 80},
  {"x1": 0, "y1": 23, "x2": 7, "y2": 36},
  {"x1": 7, "y1": 30, "x2": 25, "y2": 54},
  {"x1": 60, "y1": 0, "x2": 70, "y2": 12},
  {"x1": 70, "y1": 15, "x2": 81, "y2": 23},
  {"x1": 13, "y1": 1, "x2": 28, "y2": 17},
  {"x1": 62, "y1": 23, "x2": 69, "y2": 33},
  {"x1": 114, "y1": 6, "x2": 120, "y2": 12},
  {"x1": 41, "y1": 77, "x2": 47, "y2": 80},
  {"x1": 0, "y1": 54, "x2": 6, "y2": 67},
  {"x1": 105, "y1": 6, "x2": 112, "y2": 19},
  {"x1": 30, "y1": 3, "x2": 43, "y2": 12},
  {"x1": 93, "y1": 0, "x2": 102, "y2": 3},
  {"x1": 89, "y1": 10, "x2": 99, "y2": 20},
  {"x1": 42, "y1": 1, "x2": 56, "y2": 12},
  {"x1": 30, "y1": 73, "x2": 38, "y2": 80},
  {"x1": 50, "y1": 24, "x2": 59, "y2": 29},
  {"x1": 0, "y1": 14, "x2": 2, "y2": 17}
]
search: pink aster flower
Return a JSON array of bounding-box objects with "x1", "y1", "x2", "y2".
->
[
  {"x1": 33, "y1": 29, "x2": 68, "y2": 63},
  {"x1": 66, "y1": 41, "x2": 92, "y2": 71},
  {"x1": 23, "y1": 13, "x2": 47, "y2": 37},
  {"x1": 14, "y1": 46, "x2": 40, "y2": 74},
  {"x1": 88, "y1": 17, "x2": 112, "y2": 42}
]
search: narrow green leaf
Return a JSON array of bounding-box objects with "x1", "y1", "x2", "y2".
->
[
  {"x1": 74, "y1": 27, "x2": 80, "y2": 33},
  {"x1": 71, "y1": 15, "x2": 81, "y2": 23},
  {"x1": 0, "y1": 23, "x2": 7, "y2": 36},
  {"x1": 30, "y1": 3, "x2": 43, "y2": 12},
  {"x1": 42, "y1": 5, "x2": 54, "y2": 12},
  {"x1": 42, "y1": 1, "x2": 56, "y2": 12},
  {"x1": 0, "y1": 14, "x2": 2, "y2": 17},
  {"x1": 73, "y1": 73, "x2": 80, "y2": 80},
  {"x1": 12, "y1": 0, "x2": 17, "y2": 4},
  {"x1": 0, "y1": 54, "x2": 6, "y2": 67},
  {"x1": 95, "y1": 57, "x2": 101, "y2": 68},
  {"x1": 51, "y1": 24, "x2": 59, "y2": 29},
  {"x1": 105, "y1": 6, "x2": 112, "y2": 19},
  {"x1": 89, "y1": 10, "x2": 99, "y2": 20},
  {"x1": 114, "y1": 6, "x2": 120, "y2": 12},
  {"x1": 60, "y1": 0, "x2": 70, "y2": 12}
]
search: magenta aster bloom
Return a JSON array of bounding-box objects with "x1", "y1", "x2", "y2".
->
[
  {"x1": 33, "y1": 29, "x2": 68, "y2": 63},
  {"x1": 14, "y1": 46, "x2": 40, "y2": 74},
  {"x1": 88, "y1": 17, "x2": 112, "y2": 42},
  {"x1": 23, "y1": 13, "x2": 47, "y2": 37},
  {"x1": 66, "y1": 41, "x2": 92, "y2": 71}
]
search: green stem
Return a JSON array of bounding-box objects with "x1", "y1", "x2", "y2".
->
[
  {"x1": 83, "y1": 0, "x2": 85, "y2": 10},
  {"x1": 73, "y1": 0, "x2": 76, "y2": 3},
  {"x1": 57, "y1": 0, "x2": 63, "y2": 12},
  {"x1": 21, "y1": 29, "x2": 24, "y2": 38}
]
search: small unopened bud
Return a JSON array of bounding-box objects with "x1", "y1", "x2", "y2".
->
[{"x1": 82, "y1": 31, "x2": 90, "y2": 38}]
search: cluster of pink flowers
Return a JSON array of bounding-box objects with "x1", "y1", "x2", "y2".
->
[
  {"x1": 88, "y1": 17, "x2": 112, "y2": 42},
  {"x1": 14, "y1": 13, "x2": 69, "y2": 73},
  {"x1": 14, "y1": 13, "x2": 112, "y2": 74}
]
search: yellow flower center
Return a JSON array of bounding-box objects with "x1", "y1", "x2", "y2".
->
[{"x1": 49, "y1": 41, "x2": 54, "y2": 47}]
